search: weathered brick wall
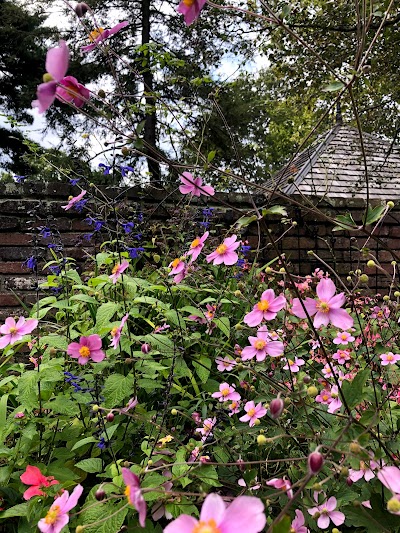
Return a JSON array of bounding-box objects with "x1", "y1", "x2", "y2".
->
[{"x1": 0, "y1": 182, "x2": 398, "y2": 320}]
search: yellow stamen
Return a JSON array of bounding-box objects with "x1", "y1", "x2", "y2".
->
[
  {"x1": 124, "y1": 485, "x2": 132, "y2": 504},
  {"x1": 192, "y1": 519, "x2": 221, "y2": 533},
  {"x1": 79, "y1": 346, "x2": 91, "y2": 358},
  {"x1": 221, "y1": 388, "x2": 230, "y2": 397},
  {"x1": 387, "y1": 354, "x2": 394, "y2": 361},
  {"x1": 322, "y1": 394, "x2": 329, "y2": 401},
  {"x1": 247, "y1": 408, "x2": 256, "y2": 417},
  {"x1": 89, "y1": 27, "x2": 105, "y2": 42},
  {"x1": 257, "y1": 299, "x2": 270, "y2": 311},
  {"x1": 254, "y1": 339, "x2": 266, "y2": 350},
  {"x1": 44, "y1": 505, "x2": 60, "y2": 525},
  {"x1": 111, "y1": 327, "x2": 119, "y2": 337},
  {"x1": 216, "y1": 244, "x2": 227, "y2": 255},
  {"x1": 316, "y1": 300, "x2": 330, "y2": 313},
  {"x1": 171, "y1": 258, "x2": 180, "y2": 268},
  {"x1": 191, "y1": 238, "x2": 200, "y2": 248},
  {"x1": 112, "y1": 264, "x2": 120, "y2": 274},
  {"x1": 9, "y1": 327, "x2": 17, "y2": 334}
]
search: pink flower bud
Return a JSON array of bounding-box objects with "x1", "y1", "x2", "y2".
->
[
  {"x1": 308, "y1": 451, "x2": 324, "y2": 475},
  {"x1": 141, "y1": 343, "x2": 151, "y2": 354},
  {"x1": 346, "y1": 477, "x2": 353, "y2": 487},
  {"x1": 236, "y1": 458, "x2": 246, "y2": 472},
  {"x1": 75, "y1": 2, "x2": 89, "y2": 17},
  {"x1": 269, "y1": 397, "x2": 284, "y2": 419}
]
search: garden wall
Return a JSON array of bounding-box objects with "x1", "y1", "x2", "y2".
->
[{"x1": 0, "y1": 182, "x2": 398, "y2": 320}]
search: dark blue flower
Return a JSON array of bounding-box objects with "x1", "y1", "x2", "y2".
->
[
  {"x1": 99, "y1": 163, "x2": 112, "y2": 175},
  {"x1": 97, "y1": 437, "x2": 108, "y2": 449},
  {"x1": 84, "y1": 233, "x2": 94, "y2": 241},
  {"x1": 49, "y1": 265, "x2": 61, "y2": 275},
  {"x1": 13, "y1": 175, "x2": 26, "y2": 184},
  {"x1": 23, "y1": 256, "x2": 37, "y2": 270},
  {"x1": 48, "y1": 243, "x2": 63, "y2": 251},
  {"x1": 236, "y1": 258, "x2": 246, "y2": 268},
  {"x1": 69, "y1": 178, "x2": 80, "y2": 186},
  {"x1": 121, "y1": 221, "x2": 135, "y2": 234},
  {"x1": 86, "y1": 216, "x2": 104, "y2": 232},
  {"x1": 137, "y1": 213, "x2": 144, "y2": 223},
  {"x1": 241, "y1": 245, "x2": 251, "y2": 255},
  {"x1": 74, "y1": 199, "x2": 88, "y2": 213},
  {"x1": 127, "y1": 247, "x2": 144, "y2": 259},
  {"x1": 202, "y1": 208, "x2": 214, "y2": 218},
  {"x1": 51, "y1": 286, "x2": 63, "y2": 295},
  {"x1": 39, "y1": 226, "x2": 51, "y2": 239},
  {"x1": 134, "y1": 233, "x2": 142, "y2": 241},
  {"x1": 199, "y1": 221, "x2": 210, "y2": 228},
  {"x1": 121, "y1": 165, "x2": 134, "y2": 177}
]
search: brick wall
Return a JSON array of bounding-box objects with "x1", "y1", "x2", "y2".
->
[{"x1": 0, "y1": 182, "x2": 398, "y2": 320}]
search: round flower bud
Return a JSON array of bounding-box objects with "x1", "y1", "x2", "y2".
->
[
  {"x1": 75, "y1": 2, "x2": 89, "y2": 16},
  {"x1": 303, "y1": 375, "x2": 311, "y2": 384},
  {"x1": 265, "y1": 267, "x2": 273, "y2": 274},
  {"x1": 387, "y1": 497, "x2": 400, "y2": 514},
  {"x1": 284, "y1": 397, "x2": 291, "y2": 406},
  {"x1": 359, "y1": 274, "x2": 369, "y2": 283},
  {"x1": 307, "y1": 386, "x2": 318, "y2": 397},
  {"x1": 92, "y1": 404, "x2": 100, "y2": 413},
  {"x1": 153, "y1": 254, "x2": 161, "y2": 263},
  {"x1": 257, "y1": 434, "x2": 267, "y2": 445},
  {"x1": 395, "y1": 291, "x2": 400, "y2": 298},
  {"x1": 106, "y1": 412, "x2": 114, "y2": 422},
  {"x1": 234, "y1": 290, "x2": 242, "y2": 297},
  {"x1": 253, "y1": 418, "x2": 261, "y2": 426},
  {"x1": 332, "y1": 529, "x2": 340, "y2": 533},
  {"x1": 367, "y1": 260, "x2": 376, "y2": 268},
  {"x1": 76, "y1": 527, "x2": 85, "y2": 533},
  {"x1": 171, "y1": 408, "x2": 178, "y2": 416},
  {"x1": 269, "y1": 398, "x2": 284, "y2": 419},
  {"x1": 279, "y1": 267, "x2": 286, "y2": 273},
  {"x1": 236, "y1": 458, "x2": 245, "y2": 471},
  {"x1": 121, "y1": 147, "x2": 130, "y2": 156},
  {"x1": 340, "y1": 467, "x2": 349, "y2": 477},
  {"x1": 346, "y1": 477, "x2": 353, "y2": 487},
  {"x1": 383, "y1": 295, "x2": 390, "y2": 301},
  {"x1": 141, "y1": 343, "x2": 151, "y2": 354},
  {"x1": 95, "y1": 489, "x2": 106, "y2": 501},
  {"x1": 349, "y1": 441, "x2": 361, "y2": 454},
  {"x1": 43, "y1": 73, "x2": 54, "y2": 83},
  {"x1": 49, "y1": 348, "x2": 57, "y2": 356},
  {"x1": 387, "y1": 201, "x2": 395, "y2": 208},
  {"x1": 308, "y1": 450, "x2": 324, "y2": 475},
  {"x1": 307, "y1": 250, "x2": 314, "y2": 256},
  {"x1": 147, "y1": 459, "x2": 153, "y2": 466},
  {"x1": 292, "y1": 221, "x2": 297, "y2": 226},
  {"x1": 355, "y1": 269, "x2": 361, "y2": 275}
]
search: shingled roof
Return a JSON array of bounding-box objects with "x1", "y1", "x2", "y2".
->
[{"x1": 270, "y1": 124, "x2": 400, "y2": 200}]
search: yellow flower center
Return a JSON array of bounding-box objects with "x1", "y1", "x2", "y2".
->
[
  {"x1": 112, "y1": 264, "x2": 120, "y2": 274},
  {"x1": 124, "y1": 485, "x2": 132, "y2": 504},
  {"x1": 191, "y1": 238, "x2": 200, "y2": 248},
  {"x1": 216, "y1": 244, "x2": 227, "y2": 255},
  {"x1": 387, "y1": 354, "x2": 394, "y2": 361},
  {"x1": 192, "y1": 519, "x2": 221, "y2": 533},
  {"x1": 79, "y1": 346, "x2": 91, "y2": 358},
  {"x1": 230, "y1": 401, "x2": 238, "y2": 409},
  {"x1": 257, "y1": 299, "x2": 270, "y2": 311},
  {"x1": 89, "y1": 27, "x2": 105, "y2": 41},
  {"x1": 341, "y1": 334, "x2": 347, "y2": 340},
  {"x1": 183, "y1": 0, "x2": 196, "y2": 5},
  {"x1": 221, "y1": 387, "x2": 230, "y2": 397},
  {"x1": 171, "y1": 258, "x2": 180, "y2": 268},
  {"x1": 322, "y1": 394, "x2": 329, "y2": 401},
  {"x1": 111, "y1": 327, "x2": 119, "y2": 337},
  {"x1": 254, "y1": 339, "x2": 266, "y2": 350},
  {"x1": 247, "y1": 408, "x2": 256, "y2": 417},
  {"x1": 44, "y1": 505, "x2": 60, "y2": 525},
  {"x1": 288, "y1": 359, "x2": 294, "y2": 366},
  {"x1": 43, "y1": 73, "x2": 54, "y2": 83},
  {"x1": 9, "y1": 327, "x2": 17, "y2": 334},
  {"x1": 316, "y1": 300, "x2": 330, "y2": 313}
]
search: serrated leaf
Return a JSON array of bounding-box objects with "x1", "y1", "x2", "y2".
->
[
  {"x1": 341, "y1": 368, "x2": 369, "y2": 409},
  {"x1": 103, "y1": 374, "x2": 133, "y2": 409},
  {"x1": 17, "y1": 371, "x2": 38, "y2": 411},
  {"x1": 80, "y1": 500, "x2": 128, "y2": 533},
  {"x1": 0, "y1": 503, "x2": 29, "y2": 519},
  {"x1": 75, "y1": 458, "x2": 103, "y2": 473},
  {"x1": 235, "y1": 214, "x2": 258, "y2": 228},
  {"x1": 71, "y1": 437, "x2": 98, "y2": 451},
  {"x1": 96, "y1": 302, "x2": 119, "y2": 328},
  {"x1": 193, "y1": 356, "x2": 212, "y2": 383},
  {"x1": 262, "y1": 205, "x2": 288, "y2": 217},
  {"x1": 214, "y1": 317, "x2": 230, "y2": 337},
  {"x1": 332, "y1": 213, "x2": 357, "y2": 231},
  {"x1": 365, "y1": 204, "x2": 386, "y2": 226}
]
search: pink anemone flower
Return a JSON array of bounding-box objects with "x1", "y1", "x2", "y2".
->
[
  {"x1": 377, "y1": 466, "x2": 400, "y2": 493},
  {"x1": 109, "y1": 259, "x2": 129, "y2": 284},
  {"x1": 0, "y1": 317, "x2": 38, "y2": 348},
  {"x1": 244, "y1": 289, "x2": 286, "y2": 327},
  {"x1": 110, "y1": 314, "x2": 129, "y2": 349},
  {"x1": 380, "y1": 352, "x2": 400, "y2": 366},
  {"x1": 291, "y1": 509, "x2": 309, "y2": 533},
  {"x1": 292, "y1": 278, "x2": 353, "y2": 329},
  {"x1": 177, "y1": 0, "x2": 207, "y2": 25},
  {"x1": 266, "y1": 477, "x2": 293, "y2": 499},
  {"x1": 349, "y1": 458, "x2": 381, "y2": 482},
  {"x1": 81, "y1": 21, "x2": 129, "y2": 53},
  {"x1": 67, "y1": 335, "x2": 105, "y2": 365},
  {"x1": 196, "y1": 417, "x2": 216, "y2": 442},
  {"x1": 241, "y1": 325, "x2": 284, "y2": 361},
  {"x1": 179, "y1": 172, "x2": 215, "y2": 197},
  {"x1": 206, "y1": 235, "x2": 240, "y2": 266},
  {"x1": 38, "y1": 484, "x2": 83, "y2": 533},
  {"x1": 211, "y1": 383, "x2": 241, "y2": 402},
  {"x1": 186, "y1": 231, "x2": 209, "y2": 262},
  {"x1": 20, "y1": 466, "x2": 59, "y2": 500},
  {"x1": 333, "y1": 331, "x2": 355, "y2": 345},
  {"x1": 56, "y1": 76, "x2": 90, "y2": 108},
  {"x1": 239, "y1": 401, "x2": 267, "y2": 427},
  {"x1": 61, "y1": 190, "x2": 87, "y2": 211},
  {"x1": 282, "y1": 357, "x2": 305, "y2": 373},
  {"x1": 307, "y1": 496, "x2": 345, "y2": 530},
  {"x1": 122, "y1": 468, "x2": 147, "y2": 528},
  {"x1": 164, "y1": 493, "x2": 266, "y2": 533}
]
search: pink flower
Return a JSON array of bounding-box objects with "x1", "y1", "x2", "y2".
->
[
  {"x1": 216, "y1": 357, "x2": 236, "y2": 372},
  {"x1": 380, "y1": 352, "x2": 400, "y2": 366},
  {"x1": 67, "y1": 335, "x2": 105, "y2": 365},
  {"x1": 109, "y1": 314, "x2": 129, "y2": 349},
  {"x1": 321, "y1": 363, "x2": 337, "y2": 378},
  {"x1": 282, "y1": 357, "x2": 305, "y2": 373},
  {"x1": 315, "y1": 386, "x2": 342, "y2": 413},
  {"x1": 292, "y1": 278, "x2": 353, "y2": 329},
  {"x1": 349, "y1": 458, "x2": 380, "y2": 482},
  {"x1": 55, "y1": 76, "x2": 90, "y2": 108},
  {"x1": 206, "y1": 235, "x2": 241, "y2": 266},
  {"x1": 14, "y1": 412, "x2": 24, "y2": 419},
  {"x1": 307, "y1": 496, "x2": 345, "y2": 529},
  {"x1": 169, "y1": 258, "x2": 186, "y2": 276},
  {"x1": 244, "y1": 289, "x2": 286, "y2": 327},
  {"x1": 164, "y1": 493, "x2": 266, "y2": 533},
  {"x1": 377, "y1": 466, "x2": 400, "y2": 493},
  {"x1": 241, "y1": 325, "x2": 284, "y2": 362},
  {"x1": 333, "y1": 331, "x2": 355, "y2": 345},
  {"x1": 20, "y1": 466, "x2": 59, "y2": 500},
  {"x1": 61, "y1": 190, "x2": 87, "y2": 211},
  {"x1": 177, "y1": 0, "x2": 207, "y2": 25},
  {"x1": 122, "y1": 468, "x2": 147, "y2": 528},
  {"x1": 179, "y1": 172, "x2": 214, "y2": 197},
  {"x1": 266, "y1": 477, "x2": 293, "y2": 499},
  {"x1": 238, "y1": 478, "x2": 261, "y2": 491},
  {"x1": 0, "y1": 317, "x2": 38, "y2": 348},
  {"x1": 196, "y1": 417, "x2": 216, "y2": 442},
  {"x1": 120, "y1": 397, "x2": 138, "y2": 414},
  {"x1": 81, "y1": 21, "x2": 129, "y2": 53},
  {"x1": 212, "y1": 383, "x2": 241, "y2": 402},
  {"x1": 228, "y1": 400, "x2": 241, "y2": 416},
  {"x1": 333, "y1": 349, "x2": 351, "y2": 365},
  {"x1": 239, "y1": 401, "x2": 267, "y2": 427},
  {"x1": 186, "y1": 231, "x2": 209, "y2": 262},
  {"x1": 38, "y1": 484, "x2": 83, "y2": 533},
  {"x1": 109, "y1": 259, "x2": 129, "y2": 284},
  {"x1": 291, "y1": 510, "x2": 309, "y2": 533}
]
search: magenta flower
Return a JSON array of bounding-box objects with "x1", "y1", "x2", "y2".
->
[
  {"x1": 228, "y1": 400, "x2": 241, "y2": 416},
  {"x1": 169, "y1": 258, "x2": 186, "y2": 275},
  {"x1": 179, "y1": 172, "x2": 215, "y2": 197},
  {"x1": 122, "y1": 468, "x2": 147, "y2": 528},
  {"x1": 380, "y1": 352, "x2": 400, "y2": 366},
  {"x1": 120, "y1": 397, "x2": 138, "y2": 414},
  {"x1": 55, "y1": 76, "x2": 90, "y2": 108},
  {"x1": 292, "y1": 278, "x2": 353, "y2": 329},
  {"x1": 244, "y1": 289, "x2": 286, "y2": 327},
  {"x1": 266, "y1": 477, "x2": 293, "y2": 499},
  {"x1": 291, "y1": 510, "x2": 309, "y2": 533},
  {"x1": 241, "y1": 325, "x2": 284, "y2": 362},
  {"x1": 109, "y1": 259, "x2": 129, "y2": 284},
  {"x1": 110, "y1": 313, "x2": 129, "y2": 349},
  {"x1": 20, "y1": 466, "x2": 59, "y2": 501},
  {"x1": 216, "y1": 356, "x2": 236, "y2": 372},
  {"x1": 377, "y1": 466, "x2": 400, "y2": 493},
  {"x1": 177, "y1": 0, "x2": 207, "y2": 25},
  {"x1": 81, "y1": 21, "x2": 129, "y2": 53},
  {"x1": 186, "y1": 231, "x2": 209, "y2": 262},
  {"x1": 0, "y1": 317, "x2": 38, "y2": 348},
  {"x1": 38, "y1": 484, "x2": 83, "y2": 533},
  {"x1": 61, "y1": 190, "x2": 87, "y2": 211},
  {"x1": 212, "y1": 382, "x2": 241, "y2": 402},
  {"x1": 67, "y1": 335, "x2": 105, "y2": 365},
  {"x1": 164, "y1": 493, "x2": 266, "y2": 533},
  {"x1": 282, "y1": 357, "x2": 305, "y2": 373},
  {"x1": 195, "y1": 417, "x2": 216, "y2": 442},
  {"x1": 308, "y1": 496, "x2": 345, "y2": 530},
  {"x1": 315, "y1": 386, "x2": 342, "y2": 413},
  {"x1": 333, "y1": 331, "x2": 355, "y2": 345},
  {"x1": 239, "y1": 401, "x2": 267, "y2": 427},
  {"x1": 206, "y1": 235, "x2": 240, "y2": 266}
]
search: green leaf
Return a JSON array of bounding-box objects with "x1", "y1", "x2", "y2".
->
[
  {"x1": 103, "y1": 374, "x2": 133, "y2": 409},
  {"x1": 332, "y1": 213, "x2": 357, "y2": 232},
  {"x1": 71, "y1": 437, "x2": 99, "y2": 451},
  {"x1": 17, "y1": 371, "x2": 39, "y2": 411},
  {"x1": 365, "y1": 204, "x2": 386, "y2": 226},
  {"x1": 272, "y1": 515, "x2": 291, "y2": 533},
  {"x1": 70, "y1": 294, "x2": 99, "y2": 305},
  {"x1": 0, "y1": 503, "x2": 29, "y2": 519},
  {"x1": 172, "y1": 448, "x2": 190, "y2": 481},
  {"x1": 235, "y1": 214, "x2": 258, "y2": 229},
  {"x1": 80, "y1": 500, "x2": 128, "y2": 533},
  {"x1": 193, "y1": 356, "x2": 212, "y2": 384},
  {"x1": 214, "y1": 317, "x2": 230, "y2": 337},
  {"x1": 322, "y1": 81, "x2": 345, "y2": 92},
  {"x1": 262, "y1": 205, "x2": 288, "y2": 217},
  {"x1": 75, "y1": 458, "x2": 103, "y2": 473},
  {"x1": 207, "y1": 150, "x2": 216, "y2": 162},
  {"x1": 341, "y1": 368, "x2": 369, "y2": 409},
  {"x1": 96, "y1": 302, "x2": 119, "y2": 328},
  {"x1": 43, "y1": 397, "x2": 80, "y2": 415}
]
